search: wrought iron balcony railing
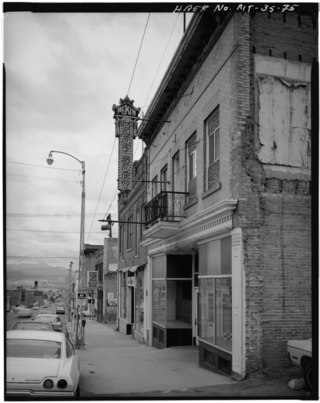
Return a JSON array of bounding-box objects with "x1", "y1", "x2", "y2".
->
[{"x1": 145, "y1": 191, "x2": 188, "y2": 227}]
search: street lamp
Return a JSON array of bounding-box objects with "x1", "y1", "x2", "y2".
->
[{"x1": 46, "y1": 150, "x2": 85, "y2": 292}]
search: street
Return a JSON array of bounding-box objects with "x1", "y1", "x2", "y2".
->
[{"x1": 5, "y1": 308, "x2": 310, "y2": 398}]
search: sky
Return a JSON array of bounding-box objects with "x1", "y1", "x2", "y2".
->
[{"x1": 4, "y1": 7, "x2": 193, "y2": 274}]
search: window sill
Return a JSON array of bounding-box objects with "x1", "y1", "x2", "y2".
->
[
  {"x1": 184, "y1": 197, "x2": 198, "y2": 210},
  {"x1": 202, "y1": 182, "x2": 221, "y2": 199}
]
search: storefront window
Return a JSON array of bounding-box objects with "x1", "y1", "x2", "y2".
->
[
  {"x1": 152, "y1": 280, "x2": 166, "y2": 325},
  {"x1": 135, "y1": 269, "x2": 144, "y2": 333},
  {"x1": 199, "y1": 236, "x2": 232, "y2": 352},
  {"x1": 120, "y1": 272, "x2": 127, "y2": 319},
  {"x1": 167, "y1": 280, "x2": 192, "y2": 326},
  {"x1": 199, "y1": 278, "x2": 232, "y2": 351}
]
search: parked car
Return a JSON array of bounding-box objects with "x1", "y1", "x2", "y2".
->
[
  {"x1": 17, "y1": 308, "x2": 32, "y2": 318},
  {"x1": 56, "y1": 306, "x2": 65, "y2": 315},
  {"x1": 287, "y1": 338, "x2": 312, "y2": 389},
  {"x1": 13, "y1": 305, "x2": 25, "y2": 313},
  {"x1": 82, "y1": 309, "x2": 92, "y2": 317},
  {"x1": 11, "y1": 321, "x2": 55, "y2": 332},
  {"x1": 6, "y1": 330, "x2": 80, "y2": 397},
  {"x1": 34, "y1": 314, "x2": 62, "y2": 332}
]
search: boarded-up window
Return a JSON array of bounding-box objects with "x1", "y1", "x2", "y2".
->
[{"x1": 257, "y1": 75, "x2": 311, "y2": 168}]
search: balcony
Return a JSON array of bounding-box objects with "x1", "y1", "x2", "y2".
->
[{"x1": 144, "y1": 191, "x2": 188, "y2": 239}]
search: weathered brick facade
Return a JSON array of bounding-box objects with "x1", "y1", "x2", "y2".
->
[{"x1": 133, "y1": 9, "x2": 316, "y2": 377}]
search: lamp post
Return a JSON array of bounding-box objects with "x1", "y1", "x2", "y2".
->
[
  {"x1": 68, "y1": 261, "x2": 73, "y2": 322},
  {"x1": 46, "y1": 150, "x2": 85, "y2": 292}
]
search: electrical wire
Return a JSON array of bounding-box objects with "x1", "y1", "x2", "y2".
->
[
  {"x1": 7, "y1": 228, "x2": 103, "y2": 234},
  {"x1": 7, "y1": 173, "x2": 79, "y2": 183},
  {"x1": 143, "y1": 13, "x2": 181, "y2": 110},
  {"x1": 7, "y1": 213, "x2": 104, "y2": 217},
  {"x1": 7, "y1": 256, "x2": 79, "y2": 259},
  {"x1": 127, "y1": 13, "x2": 150, "y2": 96},
  {"x1": 103, "y1": 187, "x2": 118, "y2": 221},
  {"x1": 86, "y1": 138, "x2": 117, "y2": 243},
  {"x1": 6, "y1": 161, "x2": 79, "y2": 172}
]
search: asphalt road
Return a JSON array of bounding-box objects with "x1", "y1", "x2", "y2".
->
[{"x1": 6, "y1": 305, "x2": 68, "y2": 334}]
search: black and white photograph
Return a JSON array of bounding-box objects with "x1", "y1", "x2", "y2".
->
[{"x1": 4, "y1": 2, "x2": 318, "y2": 400}]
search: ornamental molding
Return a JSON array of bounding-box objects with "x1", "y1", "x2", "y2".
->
[{"x1": 143, "y1": 199, "x2": 238, "y2": 255}]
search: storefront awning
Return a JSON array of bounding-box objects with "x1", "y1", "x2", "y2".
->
[
  {"x1": 129, "y1": 264, "x2": 146, "y2": 272},
  {"x1": 119, "y1": 267, "x2": 130, "y2": 272}
]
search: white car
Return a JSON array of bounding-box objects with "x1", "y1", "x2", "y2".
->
[
  {"x1": 287, "y1": 338, "x2": 312, "y2": 389},
  {"x1": 6, "y1": 330, "x2": 80, "y2": 397},
  {"x1": 34, "y1": 314, "x2": 62, "y2": 332},
  {"x1": 17, "y1": 308, "x2": 32, "y2": 318}
]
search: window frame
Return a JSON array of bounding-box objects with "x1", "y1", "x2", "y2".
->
[
  {"x1": 205, "y1": 107, "x2": 220, "y2": 191},
  {"x1": 126, "y1": 215, "x2": 133, "y2": 250}
]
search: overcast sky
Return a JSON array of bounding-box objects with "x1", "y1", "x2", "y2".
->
[{"x1": 4, "y1": 8, "x2": 192, "y2": 271}]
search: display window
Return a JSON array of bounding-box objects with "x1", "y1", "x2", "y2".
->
[
  {"x1": 120, "y1": 271, "x2": 127, "y2": 319},
  {"x1": 152, "y1": 255, "x2": 192, "y2": 328},
  {"x1": 199, "y1": 236, "x2": 232, "y2": 352},
  {"x1": 135, "y1": 269, "x2": 144, "y2": 333}
]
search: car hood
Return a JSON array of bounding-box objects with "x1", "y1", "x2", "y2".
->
[
  {"x1": 287, "y1": 338, "x2": 312, "y2": 352},
  {"x1": 7, "y1": 358, "x2": 61, "y2": 383}
]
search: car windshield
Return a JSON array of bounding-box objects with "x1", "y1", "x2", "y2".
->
[
  {"x1": 7, "y1": 339, "x2": 61, "y2": 359},
  {"x1": 35, "y1": 316, "x2": 57, "y2": 323},
  {"x1": 12, "y1": 322, "x2": 52, "y2": 330}
]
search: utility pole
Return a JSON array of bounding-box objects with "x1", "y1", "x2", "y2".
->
[{"x1": 68, "y1": 261, "x2": 73, "y2": 322}]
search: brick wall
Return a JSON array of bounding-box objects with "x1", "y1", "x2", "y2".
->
[
  {"x1": 253, "y1": 11, "x2": 318, "y2": 64},
  {"x1": 234, "y1": 11, "x2": 315, "y2": 373},
  {"x1": 118, "y1": 152, "x2": 148, "y2": 269}
]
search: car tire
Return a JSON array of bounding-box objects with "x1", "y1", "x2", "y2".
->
[{"x1": 304, "y1": 364, "x2": 312, "y2": 390}]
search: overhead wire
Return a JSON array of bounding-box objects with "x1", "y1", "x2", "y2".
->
[
  {"x1": 7, "y1": 173, "x2": 80, "y2": 183},
  {"x1": 7, "y1": 213, "x2": 104, "y2": 217},
  {"x1": 142, "y1": 13, "x2": 181, "y2": 111},
  {"x1": 7, "y1": 228, "x2": 103, "y2": 234},
  {"x1": 86, "y1": 138, "x2": 117, "y2": 243},
  {"x1": 101, "y1": 14, "x2": 181, "y2": 223},
  {"x1": 6, "y1": 160, "x2": 79, "y2": 172},
  {"x1": 127, "y1": 13, "x2": 150, "y2": 97},
  {"x1": 99, "y1": 14, "x2": 150, "y2": 224}
]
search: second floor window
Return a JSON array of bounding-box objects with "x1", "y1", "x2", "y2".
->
[
  {"x1": 160, "y1": 165, "x2": 168, "y2": 192},
  {"x1": 186, "y1": 133, "x2": 197, "y2": 204},
  {"x1": 152, "y1": 176, "x2": 158, "y2": 198},
  {"x1": 127, "y1": 216, "x2": 133, "y2": 250},
  {"x1": 205, "y1": 107, "x2": 220, "y2": 191},
  {"x1": 172, "y1": 151, "x2": 180, "y2": 192}
]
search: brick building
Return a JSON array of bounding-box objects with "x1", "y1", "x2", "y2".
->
[
  {"x1": 118, "y1": 152, "x2": 148, "y2": 343},
  {"x1": 83, "y1": 239, "x2": 118, "y2": 323},
  {"x1": 132, "y1": 9, "x2": 317, "y2": 379}
]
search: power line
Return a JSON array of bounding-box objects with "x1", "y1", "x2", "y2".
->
[
  {"x1": 7, "y1": 213, "x2": 105, "y2": 217},
  {"x1": 7, "y1": 256, "x2": 79, "y2": 259},
  {"x1": 103, "y1": 187, "x2": 118, "y2": 221},
  {"x1": 86, "y1": 138, "x2": 117, "y2": 243},
  {"x1": 7, "y1": 228, "x2": 104, "y2": 234},
  {"x1": 7, "y1": 173, "x2": 79, "y2": 183},
  {"x1": 143, "y1": 13, "x2": 181, "y2": 109},
  {"x1": 127, "y1": 13, "x2": 150, "y2": 96},
  {"x1": 6, "y1": 161, "x2": 79, "y2": 172}
]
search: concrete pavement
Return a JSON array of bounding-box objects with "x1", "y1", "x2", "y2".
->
[
  {"x1": 67, "y1": 318, "x2": 234, "y2": 396},
  {"x1": 67, "y1": 318, "x2": 311, "y2": 398}
]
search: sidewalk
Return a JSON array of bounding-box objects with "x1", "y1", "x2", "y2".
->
[{"x1": 67, "y1": 319, "x2": 311, "y2": 398}]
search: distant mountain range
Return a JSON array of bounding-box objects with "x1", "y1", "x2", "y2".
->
[{"x1": 5, "y1": 262, "x2": 71, "y2": 290}]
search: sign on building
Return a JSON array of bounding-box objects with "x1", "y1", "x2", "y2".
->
[
  {"x1": 88, "y1": 271, "x2": 98, "y2": 288},
  {"x1": 77, "y1": 292, "x2": 87, "y2": 306},
  {"x1": 113, "y1": 96, "x2": 140, "y2": 193}
]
